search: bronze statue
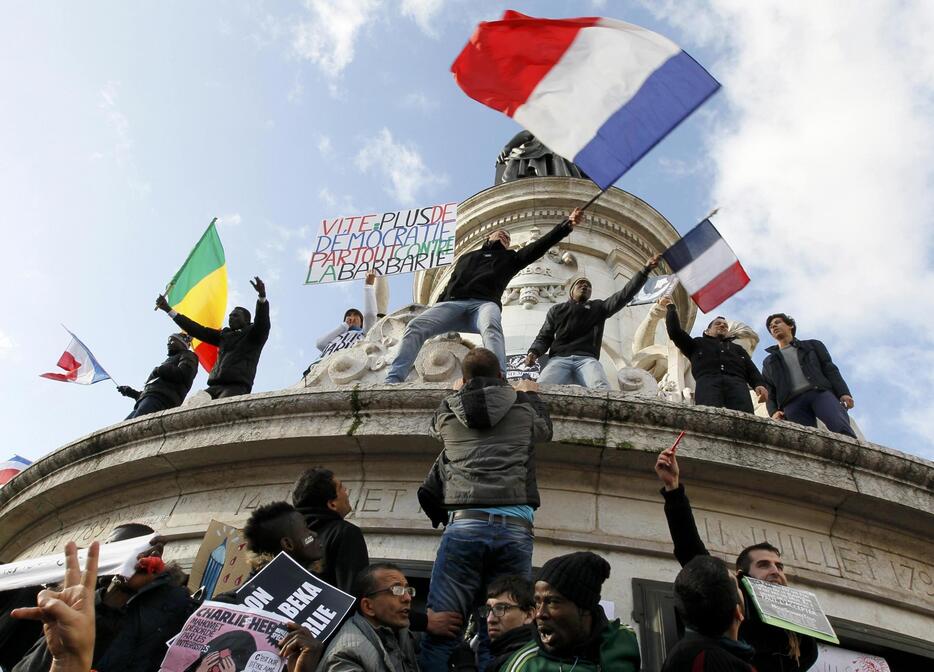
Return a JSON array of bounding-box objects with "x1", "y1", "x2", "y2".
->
[{"x1": 495, "y1": 130, "x2": 589, "y2": 184}]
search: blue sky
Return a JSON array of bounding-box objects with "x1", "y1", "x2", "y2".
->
[{"x1": 2, "y1": 1, "x2": 932, "y2": 463}]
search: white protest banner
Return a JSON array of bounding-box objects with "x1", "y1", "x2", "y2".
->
[
  {"x1": 627, "y1": 274, "x2": 677, "y2": 306},
  {"x1": 742, "y1": 576, "x2": 839, "y2": 644},
  {"x1": 306, "y1": 202, "x2": 457, "y2": 284},
  {"x1": 159, "y1": 600, "x2": 289, "y2": 672},
  {"x1": 0, "y1": 533, "x2": 157, "y2": 591},
  {"x1": 812, "y1": 643, "x2": 890, "y2": 672}
]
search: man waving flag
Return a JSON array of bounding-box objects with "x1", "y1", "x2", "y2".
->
[{"x1": 452, "y1": 10, "x2": 720, "y2": 189}]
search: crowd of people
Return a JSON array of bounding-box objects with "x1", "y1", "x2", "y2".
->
[
  {"x1": 121, "y1": 207, "x2": 858, "y2": 441},
  {"x1": 5, "y1": 343, "x2": 835, "y2": 672}
]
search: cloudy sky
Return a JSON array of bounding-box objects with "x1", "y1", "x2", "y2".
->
[{"x1": 2, "y1": 1, "x2": 932, "y2": 463}]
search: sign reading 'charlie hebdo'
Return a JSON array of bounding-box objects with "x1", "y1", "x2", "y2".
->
[{"x1": 306, "y1": 202, "x2": 457, "y2": 284}]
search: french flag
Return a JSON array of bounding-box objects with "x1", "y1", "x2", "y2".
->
[
  {"x1": 0, "y1": 455, "x2": 31, "y2": 487},
  {"x1": 663, "y1": 219, "x2": 750, "y2": 313},
  {"x1": 451, "y1": 10, "x2": 720, "y2": 189},
  {"x1": 40, "y1": 327, "x2": 111, "y2": 385}
]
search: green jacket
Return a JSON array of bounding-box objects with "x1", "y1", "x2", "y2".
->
[{"x1": 500, "y1": 618, "x2": 640, "y2": 672}]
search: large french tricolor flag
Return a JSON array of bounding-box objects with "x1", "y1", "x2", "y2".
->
[
  {"x1": 663, "y1": 220, "x2": 749, "y2": 313},
  {"x1": 40, "y1": 327, "x2": 111, "y2": 384},
  {"x1": 0, "y1": 455, "x2": 31, "y2": 486},
  {"x1": 451, "y1": 11, "x2": 720, "y2": 189}
]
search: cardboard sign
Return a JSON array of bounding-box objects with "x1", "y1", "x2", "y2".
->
[
  {"x1": 159, "y1": 600, "x2": 289, "y2": 672},
  {"x1": 0, "y1": 534, "x2": 157, "y2": 591},
  {"x1": 813, "y1": 644, "x2": 891, "y2": 672},
  {"x1": 236, "y1": 552, "x2": 355, "y2": 642},
  {"x1": 305, "y1": 202, "x2": 457, "y2": 284},
  {"x1": 505, "y1": 353, "x2": 548, "y2": 381},
  {"x1": 742, "y1": 576, "x2": 839, "y2": 644},
  {"x1": 188, "y1": 520, "x2": 252, "y2": 599},
  {"x1": 627, "y1": 274, "x2": 677, "y2": 306}
]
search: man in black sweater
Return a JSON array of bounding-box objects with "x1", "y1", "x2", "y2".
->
[
  {"x1": 655, "y1": 446, "x2": 818, "y2": 672},
  {"x1": 118, "y1": 332, "x2": 199, "y2": 419},
  {"x1": 155, "y1": 276, "x2": 269, "y2": 399},
  {"x1": 661, "y1": 296, "x2": 768, "y2": 412},
  {"x1": 384, "y1": 210, "x2": 581, "y2": 382},
  {"x1": 526, "y1": 255, "x2": 660, "y2": 388}
]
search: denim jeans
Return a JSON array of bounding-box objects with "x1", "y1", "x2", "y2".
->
[
  {"x1": 124, "y1": 394, "x2": 170, "y2": 420},
  {"x1": 537, "y1": 354, "x2": 610, "y2": 389},
  {"x1": 385, "y1": 300, "x2": 506, "y2": 382},
  {"x1": 418, "y1": 516, "x2": 533, "y2": 672},
  {"x1": 783, "y1": 388, "x2": 857, "y2": 438}
]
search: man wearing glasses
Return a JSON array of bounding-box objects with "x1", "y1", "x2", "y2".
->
[{"x1": 318, "y1": 563, "x2": 419, "y2": 672}]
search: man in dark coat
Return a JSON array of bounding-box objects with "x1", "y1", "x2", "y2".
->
[
  {"x1": 417, "y1": 347, "x2": 552, "y2": 672},
  {"x1": 385, "y1": 211, "x2": 580, "y2": 382},
  {"x1": 661, "y1": 556, "x2": 756, "y2": 672},
  {"x1": 762, "y1": 313, "x2": 857, "y2": 438},
  {"x1": 655, "y1": 447, "x2": 818, "y2": 672},
  {"x1": 526, "y1": 255, "x2": 660, "y2": 388},
  {"x1": 117, "y1": 332, "x2": 199, "y2": 419},
  {"x1": 662, "y1": 297, "x2": 768, "y2": 412},
  {"x1": 156, "y1": 276, "x2": 269, "y2": 399}
]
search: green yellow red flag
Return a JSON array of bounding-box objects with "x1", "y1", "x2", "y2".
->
[{"x1": 165, "y1": 219, "x2": 227, "y2": 371}]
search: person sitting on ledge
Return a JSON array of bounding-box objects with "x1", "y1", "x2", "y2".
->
[
  {"x1": 385, "y1": 210, "x2": 581, "y2": 383},
  {"x1": 526, "y1": 255, "x2": 660, "y2": 389},
  {"x1": 156, "y1": 276, "x2": 270, "y2": 399},
  {"x1": 305, "y1": 272, "x2": 378, "y2": 376},
  {"x1": 117, "y1": 332, "x2": 198, "y2": 419},
  {"x1": 655, "y1": 445, "x2": 818, "y2": 672},
  {"x1": 661, "y1": 296, "x2": 768, "y2": 413}
]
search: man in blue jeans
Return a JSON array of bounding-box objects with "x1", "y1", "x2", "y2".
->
[
  {"x1": 417, "y1": 348, "x2": 552, "y2": 671},
  {"x1": 385, "y1": 210, "x2": 581, "y2": 382}
]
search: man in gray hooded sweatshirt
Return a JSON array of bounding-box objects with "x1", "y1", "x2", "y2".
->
[{"x1": 417, "y1": 347, "x2": 552, "y2": 672}]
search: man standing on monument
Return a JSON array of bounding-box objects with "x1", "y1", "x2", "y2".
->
[
  {"x1": 655, "y1": 445, "x2": 818, "y2": 672},
  {"x1": 305, "y1": 272, "x2": 378, "y2": 376},
  {"x1": 384, "y1": 211, "x2": 581, "y2": 383},
  {"x1": 416, "y1": 347, "x2": 552, "y2": 671},
  {"x1": 117, "y1": 332, "x2": 199, "y2": 419},
  {"x1": 526, "y1": 255, "x2": 661, "y2": 388},
  {"x1": 155, "y1": 276, "x2": 270, "y2": 399},
  {"x1": 762, "y1": 313, "x2": 857, "y2": 438},
  {"x1": 661, "y1": 296, "x2": 768, "y2": 412}
]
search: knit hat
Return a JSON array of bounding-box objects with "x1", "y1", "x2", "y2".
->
[
  {"x1": 568, "y1": 276, "x2": 591, "y2": 299},
  {"x1": 169, "y1": 332, "x2": 192, "y2": 348},
  {"x1": 536, "y1": 551, "x2": 611, "y2": 610}
]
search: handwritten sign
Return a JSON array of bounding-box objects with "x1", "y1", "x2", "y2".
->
[
  {"x1": 236, "y1": 552, "x2": 355, "y2": 643},
  {"x1": 187, "y1": 520, "x2": 252, "y2": 599},
  {"x1": 813, "y1": 643, "x2": 890, "y2": 672},
  {"x1": 742, "y1": 576, "x2": 839, "y2": 644},
  {"x1": 306, "y1": 202, "x2": 457, "y2": 284},
  {"x1": 159, "y1": 600, "x2": 288, "y2": 672}
]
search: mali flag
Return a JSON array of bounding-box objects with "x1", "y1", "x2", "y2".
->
[{"x1": 166, "y1": 219, "x2": 227, "y2": 372}]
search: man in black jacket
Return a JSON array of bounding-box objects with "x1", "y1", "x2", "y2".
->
[
  {"x1": 662, "y1": 297, "x2": 768, "y2": 412},
  {"x1": 156, "y1": 276, "x2": 269, "y2": 399},
  {"x1": 385, "y1": 210, "x2": 581, "y2": 382},
  {"x1": 118, "y1": 332, "x2": 199, "y2": 419},
  {"x1": 526, "y1": 255, "x2": 660, "y2": 388},
  {"x1": 762, "y1": 313, "x2": 856, "y2": 438},
  {"x1": 661, "y1": 556, "x2": 756, "y2": 672},
  {"x1": 655, "y1": 446, "x2": 818, "y2": 672}
]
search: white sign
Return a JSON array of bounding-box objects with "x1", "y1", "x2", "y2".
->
[
  {"x1": 0, "y1": 533, "x2": 157, "y2": 591},
  {"x1": 813, "y1": 643, "x2": 890, "y2": 672}
]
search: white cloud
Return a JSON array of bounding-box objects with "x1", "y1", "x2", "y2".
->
[
  {"x1": 0, "y1": 329, "x2": 14, "y2": 360},
  {"x1": 287, "y1": 74, "x2": 304, "y2": 103},
  {"x1": 97, "y1": 81, "x2": 150, "y2": 196},
  {"x1": 354, "y1": 128, "x2": 446, "y2": 205},
  {"x1": 318, "y1": 186, "x2": 357, "y2": 214},
  {"x1": 400, "y1": 91, "x2": 439, "y2": 112},
  {"x1": 645, "y1": 1, "x2": 934, "y2": 453},
  {"x1": 400, "y1": 0, "x2": 443, "y2": 37},
  {"x1": 292, "y1": 0, "x2": 381, "y2": 78},
  {"x1": 317, "y1": 135, "x2": 334, "y2": 157},
  {"x1": 217, "y1": 213, "x2": 242, "y2": 227}
]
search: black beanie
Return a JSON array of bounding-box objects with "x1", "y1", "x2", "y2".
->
[{"x1": 536, "y1": 551, "x2": 611, "y2": 610}]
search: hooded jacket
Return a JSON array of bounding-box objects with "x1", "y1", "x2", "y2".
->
[
  {"x1": 500, "y1": 607, "x2": 640, "y2": 672},
  {"x1": 762, "y1": 338, "x2": 850, "y2": 415},
  {"x1": 418, "y1": 378, "x2": 552, "y2": 528},
  {"x1": 296, "y1": 505, "x2": 370, "y2": 596},
  {"x1": 134, "y1": 350, "x2": 199, "y2": 407},
  {"x1": 661, "y1": 485, "x2": 818, "y2": 672},
  {"x1": 172, "y1": 297, "x2": 270, "y2": 390},
  {"x1": 528, "y1": 268, "x2": 651, "y2": 359},
  {"x1": 438, "y1": 222, "x2": 572, "y2": 307}
]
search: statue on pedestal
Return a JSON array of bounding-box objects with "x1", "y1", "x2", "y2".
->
[{"x1": 495, "y1": 130, "x2": 589, "y2": 184}]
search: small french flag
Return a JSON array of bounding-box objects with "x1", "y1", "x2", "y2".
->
[
  {"x1": 0, "y1": 454, "x2": 31, "y2": 487},
  {"x1": 40, "y1": 327, "x2": 111, "y2": 385},
  {"x1": 452, "y1": 10, "x2": 720, "y2": 189},
  {"x1": 663, "y1": 220, "x2": 750, "y2": 313}
]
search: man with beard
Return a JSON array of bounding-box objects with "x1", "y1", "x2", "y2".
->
[
  {"x1": 118, "y1": 332, "x2": 199, "y2": 419},
  {"x1": 655, "y1": 446, "x2": 818, "y2": 672},
  {"x1": 385, "y1": 211, "x2": 581, "y2": 383},
  {"x1": 661, "y1": 296, "x2": 768, "y2": 412},
  {"x1": 500, "y1": 552, "x2": 640, "y2": 672}
]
